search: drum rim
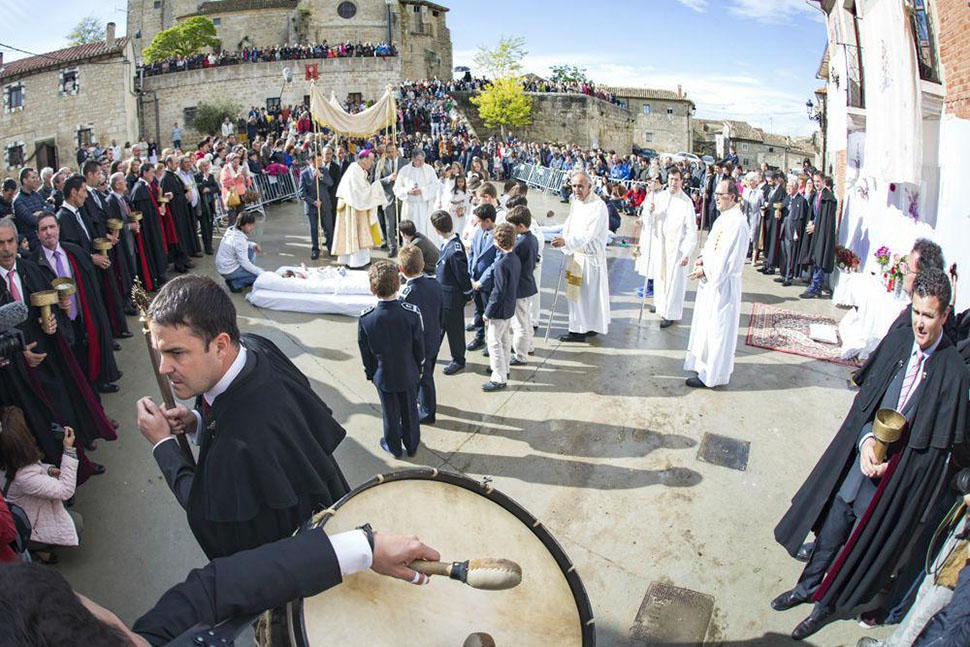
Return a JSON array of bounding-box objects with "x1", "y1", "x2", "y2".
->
[{"x1": 293, "y1": 467, "x2": 596, "y2": 646}]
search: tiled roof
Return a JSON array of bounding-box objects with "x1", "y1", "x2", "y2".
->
[
  {"x1": 724, "y1": 120, "x2": 763, "y2": 142},
  {"x1": 188, "y1": 0, "x2": 298, "y2": 16},
  {"x1": 601, "y1": 85, "x2": 689, "y2": 102},
  {"x1": 0, "y1": 38, "x2": 130, "y2": 80},
  {"x1": 762, "y1": 132, "x2": 790, "y2": 147}
]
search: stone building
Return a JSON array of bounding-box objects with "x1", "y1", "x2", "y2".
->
[
  {"x1": 1, "y1": 23, "x2": 138, "y2": 173},
  {"x1": 601, "y1": 85, "x2": 695, "y2": 153},
  {"x1": 127, "y1": 0, "x2": 452, "y2": 81},
  {"x1": 691, "y1": 118, "x2": 817, "y2": 171}
]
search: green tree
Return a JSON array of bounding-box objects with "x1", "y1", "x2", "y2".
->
[
  {"x1": 470, "y1": 77, "x2": 532, "y2": 138},
  {"x1": 142, "y1": 17, "x2": 221, "y2": 63},
  {"x1": 188, "y1": 99, "x2": 241, "y2": 136},
  {"x1": 549, "y1": 64, "x2": 589, "y2": 85},
  {"x1": 67, "y1": 16, "x2": 105, "y2": 46},
  {"x1": 473, "y1": 35, "x2": 527, "y2": 78}
]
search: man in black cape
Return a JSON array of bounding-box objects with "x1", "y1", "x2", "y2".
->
[
  {"x1": 129, "y1": 163, "x2": 171, "y2": 287},
  {"x1": 80, "y1": 160, "x2": 131, "y2": 338},
  {"x1": 760, "y1": 171, "x2": 787, "y2": 276},
  {"x1": 32, "y1": 212, "x2": 122, "y2": 393},
  {"x1": 105, "y1": 171, "x2": 138, "y2": 313},
  {"x1": 779, "y1": 177, "x2": 809, "y2": 287},
  {"x1": 160, "y1": 154, "x2": 201, "y2": 258},
  {"x1": 136, "y1": 275, "x2": 350, "y2": 559},
  {"x1": 195, "y1": 158, "x2": 219, "y2": 255},
  {"x1": 773, "y1": 269, "x2": 970, "y2": 640},
  {"x1": 0, "y1": 219, "x2": 114, "y2": 478},
  {"x1": 800, "y1": 174, "x2": 838, "y2": 299}
]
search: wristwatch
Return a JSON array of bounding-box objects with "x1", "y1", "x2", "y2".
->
[{"x1": 357, "y1": 523, "x2": 375, "y2": 552}]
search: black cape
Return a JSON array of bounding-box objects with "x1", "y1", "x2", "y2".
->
[
  {"x1": 81, "y1": 192, "x2": 130, "y2": 336},
  {"x1": 160, "y1": 170, "x2": 201, "y2": 256},
  {"x1": 30, "y1": 242, "x2": 121, "y2": 385},
  {"x1": 165, "y1": 334, "x2": 349, "y2": 559},
  {"x1": 104, "y1": 192, "x2": 137, "y2": 303},
  {"x1": 129, "y1": 179, "x2": 170, "y2": 285},
  {"x1": 764, "y1": 185, "x2": 787, "y2": 266},
  {"x1": 786, "y1": 193, "x2": 810, "y2": 270},
  {"x1": 809, "y1": 187, "x2": 838, "y2": 273},
  {"x1": 775, "y1": 324, "x2": 969, "y2": 618}
]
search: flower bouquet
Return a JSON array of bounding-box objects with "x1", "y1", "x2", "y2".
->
[
  {"x1": 887, "y1": 254, "x2": 907, "y2": 297},
  {"x1": 875, "y1": 246, "x2": 892, "y2": 289},
  {"x1": 836, "y1": 245, "x2": 861, "y2": 272}
]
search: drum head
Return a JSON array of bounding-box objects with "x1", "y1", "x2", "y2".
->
[{"x1": 293, "y1": 470, "x2": 593, "y2": 646}]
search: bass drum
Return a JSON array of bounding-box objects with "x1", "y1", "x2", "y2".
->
[{"x1": 274, "y1": 468, "x2": 595, "y2": 646}]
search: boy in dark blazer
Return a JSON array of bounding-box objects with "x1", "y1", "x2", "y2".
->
[
  {"x1": 483, "y1": 223, "x2": 521, "y2": 392},
  {"x1": 431, "y1": 210, "x2": 473, "y2": 376},
  {"x1": 399, "y1": 245, "x2": 444, "y2": 424}
]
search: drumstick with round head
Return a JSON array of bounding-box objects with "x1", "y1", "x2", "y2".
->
[
  {"x1": 463, "y1": 633, "x2": 496, "y2": 647},
  {"x1": 408, "y1": 558, "x2": 522, "y2": 590}
]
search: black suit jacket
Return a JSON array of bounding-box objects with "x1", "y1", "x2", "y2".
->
[
  {"x1": 132, "y1": 528, "x2": 341, "y2": 646},
  {"x1": 410, "y1": 232, "x2": 439, "y2": 276},
  {"x1": 56, "y1": 205, "x2": 95, "y2": 251}
]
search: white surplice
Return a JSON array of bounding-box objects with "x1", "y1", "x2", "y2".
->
[
  {"x1": 561, "y1": 193, "x2": 611, "y2": 335},
  {"x1": 651, "y1": 189, "x2": 697, "y2": 321},
  {"x1": 393, "y1": 162, "x2": 439, "y2": 237},
  {"x1": 684, "y1": 205, "x2": 749, "y2": 386},
  {"x1": 635, "y1": 189, "x2": 663, "y2": 278},
  {"x1": 333, "y1": 162, "x2": 387, "y2": 268}
]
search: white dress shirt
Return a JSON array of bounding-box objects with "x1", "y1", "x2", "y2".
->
[
  {"x1": 61, "y1": 201, "x2": 91, "y2": 241},
  {"x1": 0, "y1": 264, "x2": 25, "y2": 302},
  {"x1": 150, "y1": 343, "x2": 372, "y2": 575}
]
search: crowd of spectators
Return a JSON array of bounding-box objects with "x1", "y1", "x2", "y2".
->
[
  {"x1": 440, "y1": 76, "x2": 622, "y2": 105},
  {"x1": 140, "y1": 41, "x2": 397, "y2": 77}
]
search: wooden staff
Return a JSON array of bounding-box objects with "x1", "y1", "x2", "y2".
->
[
  {"x1": 544, "y1": 252, "x2": 567, "y2": 346},
  {"x1": 311, "y1": 83, "x2": 322, "y2": 232},
  {"x1": 131, "y1": 279, "x2": 195, "y2": 465}
]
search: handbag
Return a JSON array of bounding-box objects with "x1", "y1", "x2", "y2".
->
[{"x1": 226, "y1": 189, "x2": 241, "y2": 208}]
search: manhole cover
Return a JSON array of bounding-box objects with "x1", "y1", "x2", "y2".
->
[
  {"x1": 630, "y1": 581, "x2": 714, "y2": 645},
  {"x1": 696, "y1": 432, "x2": 750, "y2": 471}
]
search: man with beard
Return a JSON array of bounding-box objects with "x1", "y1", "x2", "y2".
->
[
  {"x1": 0, "y1": 218, "x2": 114, "y2": 476},
  {"x1": 136, "y1": 275, "x2": 349, "y2": 559},
  {"x1": 159, "y1": 154, "x2": 201, "y2": 260},
  {"x1": 773, "y1": 269, "x2": 970, "y2": 640},
  {"x1": 33, "y1": 211, "x2": 122, "y2": 394},
  {"x1": 129, "y1": 162, "x2": 173, "y2": 285}
]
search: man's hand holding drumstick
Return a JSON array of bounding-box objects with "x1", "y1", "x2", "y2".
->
[{"x1": 371, "y1": 532, "x2": 440, "y2": 585}]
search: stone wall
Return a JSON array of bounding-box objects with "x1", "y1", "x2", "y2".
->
[
  {"x1": 211, "y1": 9, "x2": 296, "y2": 50},
  {"x1": 1, "y1": 44, "x2": 139, "y2": 173},
  {"x1": 141, "y1": 55, "x2": 401, "y2": 145},
  {"x1": 452, "y1": 91, "x2": 635, "y2": 153},
  {"x1": 937, "y1": 0, "x2": 970, "y2": 119},
  {"x1": 621, "y1": 97, "x2": 692, "y2": 153}
]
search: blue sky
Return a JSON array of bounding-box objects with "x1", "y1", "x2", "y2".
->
[{"x1": 1, "y1": 0, "x2": 826, "y2": 136}]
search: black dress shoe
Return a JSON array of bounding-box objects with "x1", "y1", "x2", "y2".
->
[
  {"x1": 792, "y1": 605, "x2": 832, "y2": 641},
  {"x1": 97, "y1": 382, "x2": 120, "y2": 394},
  {"x1": 442, "y1": 361, "x2": 465, "y2": 375},
  {"x1": 311, "y1": 249, "x2": 320, "y2": 260},
  {"x1": 774, "y1": 277, "x2": 787, "y2": 283},
  {"x1": 465, "y1": 323, "x2": 477, "y2": 331},
  {"x1": 685, "y1": 376, "x2": 708, "y2": 388},
  {"x1": 799, "y1": 290, "x2": 820, "y2": 299},
  {"x1": 419, "y1": 415, "x2": 435, "y2": 425},
  {"x1": 648, "y1": 305, "x2": 656, "y2": 313},
  {"x1": 771, "y1": 589, "x2": 807, "y2": 611},
  {"x1": 112, "y1": 341, "x2": 121, "y2": 351},
  {"x1": 509, "y1": 357, "x2": 526, "y2": 366},
  {"x1": 466, "y1": 337, "x2": 485, "y2": 351},
  {"x1": 559, "y1": 332, "x2": 587, "y2": 343},
  {"x1": 782, "y1": 280, "x2": 792, "y2": 287},
  {"x1": 90, "y1": 462, "x2": 106, "y2": 475},
  {"x1": 660, "y1": 319, "x2": 674, "y2": 329},
  {"x1": 795, "y1": 542, "x2": 814, "y2": 562},
  {"x1": 205, "y1": 249, "x2": 214, "y2": 255},
  {"x1": 119, "y1": 331, "x2": 133, "y2": 339}
]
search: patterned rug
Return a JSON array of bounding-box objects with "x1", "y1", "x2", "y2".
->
[{"x1": 745, "y1": 302, "x2": 861, "y2": 367}]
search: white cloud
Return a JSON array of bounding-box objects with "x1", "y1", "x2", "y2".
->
[
  {"x1": 729, "y1": 0, "x2": 823, "y2": 25},
  {"x1": 675, "y1": 0, "x2": 709, "y2": 11}
]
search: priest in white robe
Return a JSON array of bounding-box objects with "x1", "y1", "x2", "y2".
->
[
  {"x1": 634, "y1": 177, "x2": 663, "y2": 279},
  {"x1": 684, "y1": 179, "x2": 750, "y2": 388},
  {"x1": 332, "y1": 151, "x2": 387, "y2": 268},
  {"x1": 393, "y1": 149, "x2": 439, "y2": 237},
  {"x1": 651, "y1": 168, "x2": 697, "y2": 328},
  {"x1": 551, "y1": 171, "x2": 611, "y2": 342}
]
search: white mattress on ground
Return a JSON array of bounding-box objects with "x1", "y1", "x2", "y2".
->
[{"x1": 245, "y1": 265, "x2": 377, "y2": 317}]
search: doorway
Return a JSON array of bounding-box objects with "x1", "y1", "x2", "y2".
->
[{"x1": 34, "y1": 139, "x2": 58, "y2": 170}]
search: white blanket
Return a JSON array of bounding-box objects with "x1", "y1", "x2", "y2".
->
[{"x1": 246, "y1": 265, "x2": 378, "y2": 316}]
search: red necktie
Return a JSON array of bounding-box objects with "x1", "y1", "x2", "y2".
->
[
  {"x1": 6, "y1": 271, "x2": 21, "y2": 302},
  {"x1": 201, "y1": 397, "x2": 211, "y2": 422}
]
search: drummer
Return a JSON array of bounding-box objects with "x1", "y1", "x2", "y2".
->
[
  {"x1": 0, "y1": 524, "x2": 440, "y2": 646},
  {"x1": 135, "y1": 274, "x2": 350, "y2": 560}
]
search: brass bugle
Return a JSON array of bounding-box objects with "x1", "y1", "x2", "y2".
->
[
  {"x1": 30, "y1": 290, "x2": 60, "y2": 334},
  {"x1": 872, "y1": 408, "x2": 906, "y2": 463}
]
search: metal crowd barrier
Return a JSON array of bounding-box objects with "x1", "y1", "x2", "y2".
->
[
  {"x1": 512, "y1": 162, "x2": 646, "y2": 194},
  {"x1": 252, "y1": 171, "x2": 299, "y2": 206}
]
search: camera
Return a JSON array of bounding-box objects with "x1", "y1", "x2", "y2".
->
[
  {"x1": 50, "y1": 422, "x2": 66, "y2": 442},
  {"x1": 0, "y1": 329, "x2": 26, "y2": 362},
  {"x1": 953, "y1": 468, "x2": 970, "y2": 495}
]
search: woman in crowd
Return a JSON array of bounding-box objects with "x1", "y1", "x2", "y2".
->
[
  {"x1": 742, "y1": 172, "x2": 765, "y2": 264},
  {"x1": 220, "y1": 152, "x2": 251, "y2": 226},
  {"x1": 0, "y1": 407, "x2": 81, "y2": 565},
  {"x1": 468, "y1": 156, "x2": 489, "y2": 182}
]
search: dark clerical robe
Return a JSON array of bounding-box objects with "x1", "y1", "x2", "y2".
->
[
  {"x1": 104, "y1": 192, "x2": 137, "y2": 304},
  {"x1": 808, "y1": 187, "x2": 838, "y2": 273},
  {"x1": 31, "y1": 242, "x2": 121, "y2": 386},
  {"x1": 1, "y1": 259, "x2": 115, "y2": 479},
  {"x1": 160, "y1": 169, "x2": 201, "y2": 257},
  {"x1": 153, "y1": 334, "x2": 349, "y2": 559},
  {"x1": 129, "y1": 179, "x2": 170, "y2": 286},
  {"x1": 775, "y1": 323, "x2": 969, "y2": 619},
  {"x1": 80, "y1": 190, "x2": 129, "y2": 337}
]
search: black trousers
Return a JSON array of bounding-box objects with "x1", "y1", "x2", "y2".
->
[
  {"x1": 471, "y1": 290, "x2": 486, "y2": 340},
  {"x1": 200, "y1": 199, "x2": 215, "y2": 252},
  {"x1": 442, "y1": 307, "x2": 466, "y2": 365},
  {"x1": 305, "y1": 204, "x2": 334, "y2": 253},
  {"x1": 377, "y1": 386, "x2": 419, "y2": 455},
  {"x1": 793, "y1": 496, "x2": 856, "y2": 602},
  {"x1": 417, "y1": 351, "x2": 437, "y2": 419}
]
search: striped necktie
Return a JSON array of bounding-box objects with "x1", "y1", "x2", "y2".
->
[{"x1": 897, "y1": 349, "x2": 925, "y2": 411}]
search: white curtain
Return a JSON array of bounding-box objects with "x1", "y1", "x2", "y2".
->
[
  {"x1": 309, "y1": 86, "x2": 397, "y2": 137},
  {"x1": 860, "y1": 0, "x2": 922, "y2": 185}
]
